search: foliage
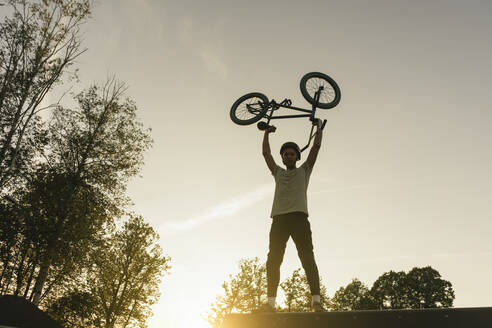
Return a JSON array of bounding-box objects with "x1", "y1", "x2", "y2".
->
[
  {"x1": 46, "y1": 289, "x2": 99, "y2": 328},
  {"x1": 0, "y1": 0, "x2": 95, "y2": 305},
  {"x1": 207, "y1": 258, "x2": 330, "y2": 327},
  {"x1": 370, "y1": 266, "x2": 455, "y2": 309},
  {"x1": 329, "y1": 278, "x2": 376, "y2": 311},
  {"x1": 90, "y1": 215, "x2": 170, "y2": 328},
  {"x1": 208, "y1": 260, "x2": 456, "y2": 327},
  {"x1": 207, "y1": 258, "x2": 267, "y2": 328},
  {"x1": 330, "y1": 266, "x2": 455, "y2": 311},
  {"x1": 0, "y1": 78, "x2": 153, "y2": 306},
  {"x1": 0, "y1": 0, "x2": 91, "y2": 192},
  {"x1": 280, "y1": 268, "x2": 329, "y2": 312},
  {"x1": 47, "y1": 216, "x2": 171, "y2": 328},
  {"x1": 0, "y1": 171, "x2": 112, "y2": 305},
  {"x1": 0, "y1": 2, "x2": 168, "y2": 327},
  {"x1": 46, "y1": 78, "x2": 153, "y2": 200}
]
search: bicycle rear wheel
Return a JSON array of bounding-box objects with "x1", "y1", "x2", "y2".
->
[
  {"x1": 300, "y1": 72, "x2": 341, "y2": 109},
  {"x1": 230, "y1": 92, "x2": 269, "y2": 125}
]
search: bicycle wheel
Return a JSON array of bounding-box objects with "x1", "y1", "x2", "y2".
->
[
  {"x1": 230, "y1": 92, "x2": 269, "y2": 125},
  {"x1": 300, "y1": 72, "x2": 341, "y2": 109}
]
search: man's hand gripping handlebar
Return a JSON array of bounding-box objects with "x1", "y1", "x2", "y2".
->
[{"x1": 257, "y1": 121, "x2": 276, "y2": 133}]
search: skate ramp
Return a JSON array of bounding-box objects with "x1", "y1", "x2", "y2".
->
[{"x1": 222, "y1": 307, "x2": 492, "y2": 328}]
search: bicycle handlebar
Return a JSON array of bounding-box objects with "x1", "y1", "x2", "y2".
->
[
  {"x1": 258, "y1": 118, "x2": 327, "y2": 153},
  {"x1": 257, "y1": 119, "x2": 327, "y2": 131},
  {"x1": 257, "y1": 121, "x2": 270, "y2": 130}
]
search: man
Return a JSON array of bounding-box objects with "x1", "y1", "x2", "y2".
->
[{"x1": 261, "y1": 119, "x2": 324, "y2": 313}]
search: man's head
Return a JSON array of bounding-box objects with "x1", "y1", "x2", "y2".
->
[{"x1": 280, "y1": 142, "x2": 301, "y2": 167}]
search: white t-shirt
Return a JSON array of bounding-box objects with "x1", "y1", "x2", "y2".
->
[{"x1": 270, "y1": 161, "x2": 313, "y2": 218}]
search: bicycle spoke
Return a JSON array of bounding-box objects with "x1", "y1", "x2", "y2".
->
[
  {"x1": 300, "y1": 72, "x2": 340, "y2": 109},
  {"x1": 306, "y1": 77, "x2": 335, "y2": 103},
  {"x1": 236, "y1": 97, "x2": 265, "y2": 120},
  {"x1": 231, "y1": 92, "x2": 269, "y2": 125}
]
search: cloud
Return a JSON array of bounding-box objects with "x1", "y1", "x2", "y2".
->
[
  {"x1": 200, "y1": 46, "x2": 228, "y2": 80},
  {"x1": 178, "y1": 17, "x2": 193, "y2": 45},
  {"x1": 176, "y1": 16, "x2": 228, "y2": 80},
  {"x1": 161, "y1": 184, "x2": 272, "y2": 234},
  {"x1": 160, "y1": 183, "x2": 373, "y2": 235}
]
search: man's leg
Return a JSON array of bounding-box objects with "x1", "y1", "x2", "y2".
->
[
  {"x1": 266, "y1": 215, "x2": 290, "y2": 300},
  {"x1": 290, "y1": 213, "x2": 320, "y2": 297}
]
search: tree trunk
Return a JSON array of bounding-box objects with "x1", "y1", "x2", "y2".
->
[
  {"x1": 0, "y1": 251, "x2": 13, "y2": 289},
  {"x1": 31, "y1": 256, "x2": 51, "y2": 306},
  {"x1": 23, "y1": 260, "x2": 37, "y2": 298},
  {"x1": 14, "y1": 243, "x2": 30, "y2": 296},
  {"x1": 1, "y1": 264, "x2": 14, "y2": 294}
]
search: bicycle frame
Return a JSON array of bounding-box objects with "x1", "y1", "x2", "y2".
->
[
  {"x1": 263, "y1": 99, "x2": 315, "y2": 124},
  {"x1": 258, "y1": 88, "x2": 327, "y2": 153}
]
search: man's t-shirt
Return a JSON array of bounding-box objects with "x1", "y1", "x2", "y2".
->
[{"x1": 270, "y1": 161, "x2": 313, "y2": 218}]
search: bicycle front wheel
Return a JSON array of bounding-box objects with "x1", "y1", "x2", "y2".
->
[
  {"x1": 300, "y1": 72, "x2": 341, "y2": 109},
  {"x1": 230, "y1": 92, "x2": 269, "y2": 125}
]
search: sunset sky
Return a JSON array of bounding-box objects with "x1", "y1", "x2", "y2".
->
[{"x1": 41, "y1": 0, "x2": 492, "y2": 327}]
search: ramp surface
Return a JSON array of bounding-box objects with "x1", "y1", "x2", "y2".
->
[{"x1": 222, "y1": 307, "x2": 492, "y2": 328}]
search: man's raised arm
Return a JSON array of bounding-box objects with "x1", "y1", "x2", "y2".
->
[
  {"x1": 263, "y1": 125, "x2": 277, "y2": 174},
  {"x1": 306, "y1": 120, "x2": 323, "y2": 168}
]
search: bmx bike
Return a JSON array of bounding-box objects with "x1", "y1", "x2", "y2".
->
[{"x1": 229, "y1": 72, "x2": 341, "y2": 152}]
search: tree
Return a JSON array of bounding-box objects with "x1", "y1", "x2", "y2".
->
[
  {"x1": 46, "y1": 78, "x2": 153, "y2": 199},
  {"x1": 0, "y1": 170, "x2": 116, "y2": 304},
  {"x1": 329, "y1": 267, "x2": 455, "y2": 311},
  {"x1": 0, "y1": 79, "x2": 153, "y2": 306},
  {"x1": 208, "y1": 259, "x2": 330, "y2": 327},
  {"x1": 329, "y1": 278, "x2": 376, "y2": 311},
  {"x1": 207, "y1": 258, "x2": 267, "y2": 328},
  {"x1": 402, "y1": 266, "x2": 454, "y2": 308},
  {"x1": 47, "y1": 215, "x2": 171, "y2": 328},
  {"x1": 89, "y1": 215, "x2": 170, "y2": 328},
  {"x1": 280, "y1": 268, "x2": 329, "y2": 312},
  {"x1": 0, "y1": 0, "x2": 91, "y2": 192},
  {"x1": 46, "y1": 289, "x2": 100, "y2": 328},
  {"x1": 370, "y1": 266, "x2": 455, "y2": 309},
  {"x1": 370, "y1": 270, "x2": 408, "y2": 309},
  {"x1": 0, "y1": 3, "x2": 168, "y2": 326}
]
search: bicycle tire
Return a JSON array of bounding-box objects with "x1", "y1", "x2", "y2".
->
[
  {"x1": 300, "y1": 72, "x2": 341, "y2": 109},
  {"x1": 230, "y1": 92, "x2": 269, "y2": 125}
]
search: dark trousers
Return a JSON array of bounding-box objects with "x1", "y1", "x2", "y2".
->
[{"x1": 266, "y1": 211, "x2": 320, "y2": 297}]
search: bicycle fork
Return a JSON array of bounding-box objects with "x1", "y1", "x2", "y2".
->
[{"x1": 300, "y1": 88, "x2": 327, "y2": 153}]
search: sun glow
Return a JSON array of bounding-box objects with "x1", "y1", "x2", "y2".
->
[
  {"x1": 146, "y1": 263, "x2": 220, "y2": 328},
  {"x1": 149, "y1": 297, "x2": 210, "y2": 328}
]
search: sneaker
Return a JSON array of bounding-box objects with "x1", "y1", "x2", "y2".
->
[
  {"x1": 254, "y1": 303, "x2": 276, "y2": 313},
  {"x1": 311, "y1": 301, "x2": 325, "y2": 312}
]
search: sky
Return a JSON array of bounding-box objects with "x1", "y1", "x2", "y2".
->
[{"x1": 39, "y1": 0, "x2": 492, "y2": 327}]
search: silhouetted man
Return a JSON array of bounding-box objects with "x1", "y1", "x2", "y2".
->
[{"x1": 261, "y1": 120, "x2": 324, "y2": 312}]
